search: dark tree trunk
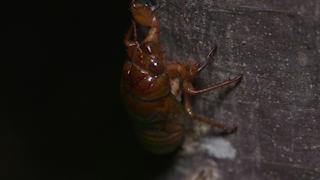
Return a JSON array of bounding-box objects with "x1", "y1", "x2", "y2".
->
[{"x1": 143, "y1": 0, "x2": 320, "y2": 179}]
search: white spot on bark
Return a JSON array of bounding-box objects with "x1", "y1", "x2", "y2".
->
[{"x1": 201, "y1": 137, "x2": 236, "y2": 159}]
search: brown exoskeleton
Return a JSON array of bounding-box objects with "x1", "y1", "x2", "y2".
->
[{"x1": 120, "y1": 0, "x2": 243, "y2": 154}]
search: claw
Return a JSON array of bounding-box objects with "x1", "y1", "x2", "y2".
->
[
  {"x1": 196, "y1": 46, "x2": 217, "y2": 72},
  {"x1": 130, "y1": 0, "x2": 160, "y2": 43},
  {"x1": 224, "y1": 126, "x2": 237, "y2": 133},
  {"x1": 131, "y1": 0, "x2": 159, "y2": 30}
]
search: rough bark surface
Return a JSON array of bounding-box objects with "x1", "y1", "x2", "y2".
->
[{"x1": 142, "y1": 0, "x2": 320, "y2": 179}]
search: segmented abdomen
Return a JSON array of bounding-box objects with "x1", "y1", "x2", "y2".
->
[{"x1": 120, "y1": 87, "x2": 185, "y2": 154}]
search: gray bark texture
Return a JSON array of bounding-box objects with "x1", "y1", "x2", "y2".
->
[{"x1": 143, "y1": 0, "x2": 320, "y2": 179}]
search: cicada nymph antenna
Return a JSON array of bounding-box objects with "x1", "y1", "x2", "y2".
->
[{"x1": 131, "y1": 20, "x2": 142, "y2": 53}]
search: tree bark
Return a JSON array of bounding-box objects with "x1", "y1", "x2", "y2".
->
[{"x1": 143, "y1": 0, "x2": 320, "y2": 179}]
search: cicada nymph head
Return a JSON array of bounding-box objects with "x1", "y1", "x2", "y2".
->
[{"x1": 122, "y1": 41, "x2": 170, "y2": 101}]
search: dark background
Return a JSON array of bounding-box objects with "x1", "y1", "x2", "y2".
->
[{"x1": 2, "y1": 1, "x2": 174, "y2": 179}]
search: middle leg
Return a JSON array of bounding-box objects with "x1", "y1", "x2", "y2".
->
[
  {"x1": 184, "y1": 92, "x2": 237, "y2": 132},
  {"x1": 183, "y1": 74, "x2": 243, "y2": 95}
]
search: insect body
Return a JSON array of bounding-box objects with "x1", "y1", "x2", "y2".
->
[{"x1": 120, "y1": 0, "x2": 243, "y2": 154}]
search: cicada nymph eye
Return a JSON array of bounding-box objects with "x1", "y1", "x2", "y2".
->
[{"x1": 148, "y1": 59, "x2": 165, "y2": 75}]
